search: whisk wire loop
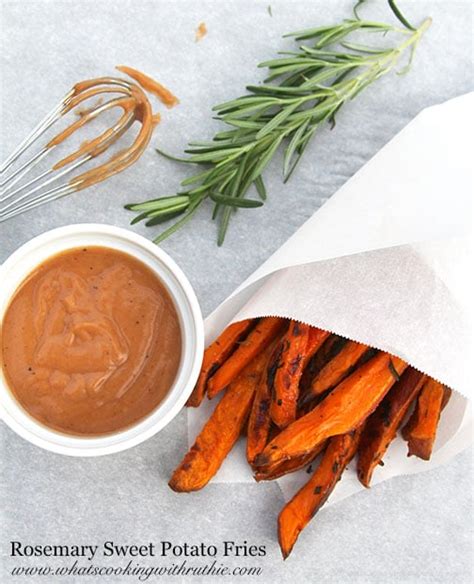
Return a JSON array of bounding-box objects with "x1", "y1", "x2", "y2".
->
[{"x1": 0, "y1": 77, "x2": 155, "y2": 223}]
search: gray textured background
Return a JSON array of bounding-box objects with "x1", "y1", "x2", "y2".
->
[{"x1": 1, "y1": 1, "x2": 473, "y2": 582}]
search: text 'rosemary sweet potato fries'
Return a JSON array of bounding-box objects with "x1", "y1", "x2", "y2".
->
[{"x1": 170, "y1": 317, "x2": 452, "y2": 558}]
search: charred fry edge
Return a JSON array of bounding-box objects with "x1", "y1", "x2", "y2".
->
[
  {"x1": 357, "y1": 367, "x2": 426, "y2": 487},
  {"x1": 278, "y1": 428, "x2": 362, "y2": 559},
  {"x1": 270, "y1": 321, "x2": 310, "y2": 429},
  {"x1": 300, "y1": 328, "x2": 331, "y2": 371},
  {"x1": 305, "y1": 340, "x2": 369, "y2": 402},
  {"x1": 254, "y1": 441, "x2": 327, "y2": 482},
  {"x1": 402, "y1": 379, "x2": 451, "y2": 461},
  {"x1": 247, "y1": 338, "x2": 281, "y2": 464},
  {"x1": 298, "y1": 335, "x2": 346, "y2": 405}
]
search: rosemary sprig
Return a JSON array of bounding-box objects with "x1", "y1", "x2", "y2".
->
[{"x1": 126, "y1": 1, "x2": 431, "y2": 245}]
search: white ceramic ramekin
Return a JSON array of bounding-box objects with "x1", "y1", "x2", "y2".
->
[{"x1": 0, "y1": 224, "x2": 204, "y2": 456}]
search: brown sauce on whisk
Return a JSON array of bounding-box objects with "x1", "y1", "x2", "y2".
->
[
  {"x1": 0, "y1": 247, "x2": 182, "y2": 436},
  {"x1": 116, "y1": 65, "x2": 180, "y2": 108},
  {"x1": 46, "y1": 68, "x2": 179, "y2": 193}
]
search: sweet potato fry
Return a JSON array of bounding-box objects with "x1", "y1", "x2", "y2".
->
[
  {"x1": 299, "y1": 335, "x2": 346, "y2": 399},
  {"x1": 186, "y1": 319, "x2": 254, "y2": 407},
  {"x1": 270, "y1": 321, "x2": 311, "y2": 429},
  {"x1": 169, "y1": 350, "x2": 270, "y2": 492},
  {"x1": 300, "y1": 327, "x2": 331, "y2": 370},
  {"x1": 254, "y1": 441, "x2": 327, "y2": 482},
  {"x1": 402, "y1": 378, "x2": 450, "y2": 461},
  {"x1": 303, "y1": 340, "x2": 369, "y2": 404},
  {"x1": 207, "y1": 317, "x2": 286, "y2": 398},
  {"x1": 357, "y1": 367, "x2": 426, "y2": 487},
  {"x1": 254, "y1": 353, "x2": 407, "y2": 469},
  {"x1": 246, "y1": 342, "x2": 281, "y2": 464},
  {"x1": 247, "y1": 383, "x2": 272, "y2": 464},
  {"x1": 278, "y1": 428, "x2": 362, "y2": 559}
]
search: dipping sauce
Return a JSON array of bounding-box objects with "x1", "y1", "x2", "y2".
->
[{"x1": 0, "y1": 247, "x2": 182, "y2": 436}]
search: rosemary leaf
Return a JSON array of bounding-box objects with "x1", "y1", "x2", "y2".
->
[
  {"x1": 210, "y1": 192, "x2": 264, "y2": 208},
  {"x1": 254, "y1": 175, "x2": 267, "y2": 200}
]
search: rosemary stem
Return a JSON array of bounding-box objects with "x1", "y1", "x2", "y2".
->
[{"x1": 127, "y1": 9, "x2": 432, "y2": 245}]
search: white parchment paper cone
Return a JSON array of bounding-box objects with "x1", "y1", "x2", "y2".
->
[{"x1": 188, "y1": 93, "x2": 473, "y2": 501}]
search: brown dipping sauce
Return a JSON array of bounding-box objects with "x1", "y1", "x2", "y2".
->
[{"x1": 0, "y1": 247, "x2": 182, "y2": 436}]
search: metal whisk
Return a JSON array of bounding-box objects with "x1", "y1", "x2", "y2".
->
[{"x1": 0, "y1": 77, "x2": 155, "y2": 222}]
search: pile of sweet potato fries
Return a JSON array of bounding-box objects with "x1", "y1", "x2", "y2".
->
[{"x1": 169, "y1": 317, "x2": 451, "y2": 558}]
